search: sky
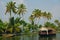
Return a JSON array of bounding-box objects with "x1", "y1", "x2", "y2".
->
[{"x1": 0, "y1": 0, "x2": 60, "y2": 24}]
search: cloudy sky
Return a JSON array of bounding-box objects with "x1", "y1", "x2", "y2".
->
[{"x1": 0, "y1": 0, "x2": 60, "y2": 24}]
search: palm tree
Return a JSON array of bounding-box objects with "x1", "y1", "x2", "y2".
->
[
  {"x1": 42, "y1": 11, "x2": 47, "y2": 18},
  {"x1": 32, "y1": 9, "x2": 41, "y2": 24},
  {"x1": 29, "y1": 14, "x2": 35, "y2": 25},
  {"x1": 54, "y1": 19, "x2": 60, "y2": 27},
  {"x1": 5, "y1": 1, "x2": 16, "y2": 17},
  {"x1": 54, "y1": 20, "x2": 60, "y2": 31},
  {"x1": 42, "y1": 11, "x2": 47, "y2": 23},
  {"x1": 32, "y1": 9, "x2": 41, "y2": 19},
  {"x1": 42, "y1": 11, "x2": 52, "y2": 25},
  {"x1": 17, "y1": 4, "x2": 27, "y2": 32},
  {"x1": 17, "y1": 4, "x2": 27, "y2": 19},
  {"x1": 5, "y1": 1, "x2": 17, "y2": 33},
  {"x1": 44, "y1": 22, "x2": 57, "y2": 30},
  {"x1": 47, "y1": 12, "x2": 52, "y2": 20},
  {"x1": 54, "y1": 19, "x2": 59, "y2": 24}
]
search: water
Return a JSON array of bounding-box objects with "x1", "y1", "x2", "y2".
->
[{"x1": 0, "y1": 33, "x2": 60, "y2": 40}]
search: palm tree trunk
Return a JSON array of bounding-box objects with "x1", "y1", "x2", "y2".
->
[
  {"x1": 22, "y1": 13, "x2": 24, "y2": 20},
  {"x1": 37, "y1": 18, "x2": 40, "y2": 25},
  {"x1": 32, "y1": 20, "x2": 34, "y2": 25},
  {"x1": 10, "y1": 10, "x2": 11, "y2": 18}
]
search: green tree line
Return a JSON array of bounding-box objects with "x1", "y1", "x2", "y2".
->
[{"x1": 0, "y1": 1, "x2": 60, "y2": 34}]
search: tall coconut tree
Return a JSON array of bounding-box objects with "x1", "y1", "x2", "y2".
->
[
  {"x1": 43, "y1": 11, "x2": 52, "y2": 25},
  {"x1": 47, "y1": 12, "x2": 52, "y2": 20},
  {"x1": 5, "y1": 1, "x2": 16, "y2": 17},
  {"x1": 32, "y1": 9, "x2": 41, "y2": 19},
  {"x1": 32, "y1": 9, "x2": 41, "y2": 24},
  {"x1": 17, "y1": 4, "x2": 27, "y2": 32},
  {"x1": 42, "y1": 11, "x2": 47, "y2": 23},
  {"x1": 17, "y1": 4, "x2": 27, "y2": 19},
  {"x1": 5, "y1": 1, "x2": 16, "y2": 33},
  {"x1": 42, "y1": 11, "x2": 47, "y2": 18},
  {"x1": 44, "y1": 22, "x2": 57, "y2": 30},
  {"x1": 29, "y1": 14, "x2": 35, "y2": 25}
]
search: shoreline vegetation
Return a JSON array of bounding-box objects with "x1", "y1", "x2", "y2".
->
[{"x1": 0, "y1": 1, "x2": 60, "y2": 37}]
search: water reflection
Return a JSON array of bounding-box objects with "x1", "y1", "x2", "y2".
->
[
  {"x1": 0, "y1": 34, "x2": 56, "y2": 40},
  {"x1": 39, "y1": 35, "x2": 56, "y2": 40}
]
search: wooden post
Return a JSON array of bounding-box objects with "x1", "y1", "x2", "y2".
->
[{"x1": 47, "y1": 30, "x2": 48, "y2": 35}]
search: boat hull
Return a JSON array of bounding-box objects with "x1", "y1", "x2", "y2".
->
[{"x1": 39, "y1": 33, "x2": 56, "y2": 37}]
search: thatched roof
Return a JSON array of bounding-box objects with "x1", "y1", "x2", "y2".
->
[
  {"x1": 39, "y1": 27, "x2": 56, "y2": 31},
  {"x1": 39, "y1": 27, "x2": 48, "y2": 31}
]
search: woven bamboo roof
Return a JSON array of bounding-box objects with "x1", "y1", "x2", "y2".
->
[{"x1": 39, "y1": 27, "x2": 48, "y2": 31}]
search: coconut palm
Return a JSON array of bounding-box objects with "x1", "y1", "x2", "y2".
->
[
  {"x1": 54, "y1": 19, "x2": 60, "y2": 27},
  {"x1": 5, "y1": 1, "x2": 17, "y2": 33},
  {"x1": 43, "y1": 12, "x2": 52, "y2": 20},
  {"x1": 47, "y1": 12, "x2": 52, "y2": 20},
  {"x1": 44, "y1": 22, "x2": 57, "y2": 30},
  {"x1": 32, "y1": 9, "x2": 41, "y2": 24},
  {"x1": 54, "y1": 19, "x2": 59, "y2": 24},
  {"x1": 17, "y1": 4, "x2": 27, "y2": 19},
  {"x1": 17, "y1": 4, "x2": 27, "y2": 33},
  {"x1": 42, "y1": 11, "x2": 47, "y2": 23},
  {"x1": 42, "y1": 11, "x2": 52, "y2": 25},
  {"x1": 42, "y1": 11, "x2": 47, "y2": 18},
  {"x1": 54, "y1": 20, "x2": 60, "y2": 31},
  {"x1": 5, "y1": 1, "x2": 16, "y2": 17},
  {"x1": 32, "y1": 9, "x2": 41, "y2": 19},
  {"x1": 29, "y1": 14, "x2": 35, "y2": 25}
]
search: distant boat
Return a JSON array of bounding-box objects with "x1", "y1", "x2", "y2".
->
[{"x1": 39, "y1": 27, "x2": 56, "y2": 36}]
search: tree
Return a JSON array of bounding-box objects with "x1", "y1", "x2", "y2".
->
[
  {"x1": 54, "y1": 19, "x2": 59, "y2": 24},
  {"x1": 44, "y1": 22, "x2": 57, "y2": 30},
  {"x1": 42, "y1": 11, "x2": 47, "y2": 18},
  {"x1": 32, "y1": 9, "x2": 41, "y2": 24},
  {"x1": 54, "y1": 19, "x2": 60, "y2": 27},
  {"x1": 29, "y1": 14, "x2": 35, "y2": 25},
  {"x1": 5, "y1": 1, "x2": 17, "y2": 33},
  {"x1": 47, "y1": 12, "x2": 52, "y2": 20},
  {"x1": 42, "y1": 11, "x2": 52, "y2": 25},
  {"x1": 0, "y1": 19, "x2": 4, "y2": 33},
  {"x1": 17, "y1": 4, "x2": 27, "y2": 19},
  {"x1": 5, "y1": 1, "x2": 16, "y2": 17},
  {"x1": 0, "y1": 20, "x2": 8, "y2": 33},
  {"x1": 44, "y1": 22, "x2": 51, "y2": 27},
  {"x1": 43, "y1": 12, "x2": 52, "y2": 20}
]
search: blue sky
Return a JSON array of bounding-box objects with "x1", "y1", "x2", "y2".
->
[{"x1": 0, "y1": 0, "x2": 60, "y2": 24}]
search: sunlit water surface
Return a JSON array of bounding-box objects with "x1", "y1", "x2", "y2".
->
[{"x1": 0, "y1": 33, "x2": 60, "y2": 40}]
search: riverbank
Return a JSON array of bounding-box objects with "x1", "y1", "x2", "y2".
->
[{"x1": 0, "y1": 32, "x2": 38, "y2": 37}]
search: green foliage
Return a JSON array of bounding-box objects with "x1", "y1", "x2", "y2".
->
[
  {"x1": 44, "y1": 22, "x2": 57, "y2": 30},
  {"x1": 0, "y1": 1, "x2": 59, "y2": 34},
  {"x1": 9, "y1": 17, "x2": 14, "y2": 26},
  {"x1": 17, "y1": 4, "x2": 27, "y2": 15},
  {"x1": 0, "y1": 19, "x2": 3, "y2": 28},
  {"x1": 20, "y1": 20, "x2": 27, "y2": 26},
  {"x1": 39, "y1": 25, "x2": 42, "y2": 28},
  {"x1": 5, "y1": 1, "x2": 16, "y2": 17}
]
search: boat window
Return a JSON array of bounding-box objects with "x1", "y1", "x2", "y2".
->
[{"x1": 48, "y1": 30, "x2": 52, "y2": 32}]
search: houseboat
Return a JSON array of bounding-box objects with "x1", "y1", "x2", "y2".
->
[{"x1": 39, "y1": 27, "x2": 56, "y2": 36}]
